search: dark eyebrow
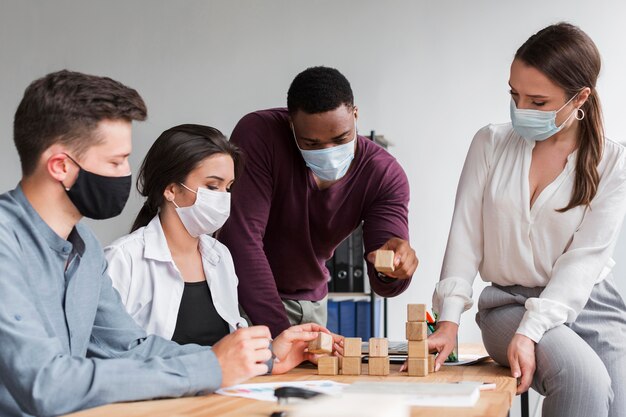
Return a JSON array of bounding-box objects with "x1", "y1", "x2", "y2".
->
[
  {"x1": 508, "y1": 82, "x2": 548, "y2": 99},
  {"x1": 206, "y1": 175, "x2": 225, "y2": 181},
  {"x1": 300, "y1": 130, "x2": 352, "y2": 143}
]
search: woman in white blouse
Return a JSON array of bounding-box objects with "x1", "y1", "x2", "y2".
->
[
  {"x1": 430, "y1": 23, "x2": 626, "y2": 417},
  {"x1": 106, "y1": 124, "x2": 339, "y2": 375}
]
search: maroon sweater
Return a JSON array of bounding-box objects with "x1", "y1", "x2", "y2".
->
[{"x1": 219, "y1": 108, "x2": 412, "y2": 336}]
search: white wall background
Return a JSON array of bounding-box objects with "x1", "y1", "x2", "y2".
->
[{"x1": 1, "y1": 2, "x2": 625, "y2": 414}]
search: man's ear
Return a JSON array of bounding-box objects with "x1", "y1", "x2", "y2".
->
[
  {"x1": 353, "y1": 105, "x2": 359, "y2": 122},
  {"x1": 46, "y1": 152, "x2": 74, "y2": 187}
]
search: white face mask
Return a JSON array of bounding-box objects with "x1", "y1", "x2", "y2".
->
[
  {"x1": 171, "y1": 183, "x2": 231, "y2": 237},
  {"x1": 292, "y1": 122, "x2": 357, "y2": 181},
  {"x1": 510, "y1": 93, "x2": 580, "y2": 142}
]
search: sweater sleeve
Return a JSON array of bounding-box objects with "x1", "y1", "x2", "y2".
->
[
  {"x1": 218, "y1": 113, "x2": 291, "y2": 337},
  {"x1": 517, "y1": 149, "x2": 626, "y2": 342},
  {"x1": 433, "y1": 125, "x2": 495, "y2": 324},
  {"x1": 362, "y1": 156, "x2": 412, "y2": 296}
]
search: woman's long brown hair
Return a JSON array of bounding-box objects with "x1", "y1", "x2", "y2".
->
[{"x1": 515, "y1": 22, "x2": 604, "y2": 212}]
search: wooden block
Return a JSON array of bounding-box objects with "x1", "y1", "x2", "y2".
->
[
  {"x1": 406, "y1": 321, "x2": 427, "y2": 341},
  {"x1": 341, "y1": 356, "x2": 362, "y2": 375},
  {"x1": 368, "y1": 338, "x2": 388, "y2": 357},
  {"x1": 374, "y1": 250, "x2": 395, "y2": 273},
  {"x1": 428, "y1": 354, "x2": 436, "y2": 373},
  {"x1": 318, "y1": 356, "x2": 339, "y2": 375},
  {"x1": 407, "y1": 358, "x2": 429, "y2": 377},
  {"x1": 343, "y1": 337, "x2": 362, "y2": 357},
  {"x1": 408, "y1": 340, "x2": 429, "y2": 358},
  {"x1": 368, "y1": 356, "x2": 390, "y2": 376},
  {"x1": 308, "y1": 332, "x2": 333, "y2": 354},
  {"x1": 407, "y1": 304, "x2": 427, "y2": 322}
]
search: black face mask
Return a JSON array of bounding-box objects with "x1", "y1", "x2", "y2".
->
[{"x1": 62, "y1": 154, "x2": 132, "y2": 220}]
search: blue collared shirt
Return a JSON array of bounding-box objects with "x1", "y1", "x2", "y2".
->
[{"x1": 0, "y1": 186, "x2": 222, "y2": 417}]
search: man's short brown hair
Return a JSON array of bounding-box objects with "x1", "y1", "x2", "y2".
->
[{"x1": 13, "y1": 70, "x2": 147, "y2": 176}]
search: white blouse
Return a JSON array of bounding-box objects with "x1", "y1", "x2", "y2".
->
[
  {"x1": 104, "y1": 215, "x2": 247, "y2": 341},
  {"x1": 433, "y1": 123, "x2": 626, "y2": 342}
]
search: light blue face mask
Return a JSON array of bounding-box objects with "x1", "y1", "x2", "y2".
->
[
  {"x1": 510, "y1": 93, "x2": 579, "y2": 142},
  {"x1": 292, "y1": 122, "x2": 357, "y2": 181}
]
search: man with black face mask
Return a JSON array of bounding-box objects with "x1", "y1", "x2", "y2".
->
[{"x1": 0, "y1": 70, "x2": 278, "y2": 417}]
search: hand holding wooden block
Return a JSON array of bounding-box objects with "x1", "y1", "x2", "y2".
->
[
  {"x1": 343, "y1": 337, "x2": 362, "y2": 357},
  {"x1": 368, "y1": 338, "x2": 388, "y2": 357},
  {"x1": 308, "y1": 332, "x2": 333, "y2": 354},
  {"x1": 318, "y1": 356, "x2": 339, "y2": 375},
  {"x1": 374, "y1": 250, "x2": 395, "y2": 273}
]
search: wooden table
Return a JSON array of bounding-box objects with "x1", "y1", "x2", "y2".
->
[{"x1": 66, "y1": 345, "x2": 516, "y2": 417}]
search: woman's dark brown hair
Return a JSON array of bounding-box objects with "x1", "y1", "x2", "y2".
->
[
  {"x1": 130, "y1": 124, "x2": 242, "y2": 232},
  {"x1": 516, "y1": 22, "x2": 603, "y2": 212}
]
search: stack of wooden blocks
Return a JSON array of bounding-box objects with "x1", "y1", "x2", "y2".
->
[
  {"x1": 341, "y1": 337, "x2": 362, "y2": 375},
  {"x1": 312, "y1": 333, "x2": 339, "y2": 375},
  {"x1": 406, "y1": 304, "x2": 436, "y2": 376},
  {"x1": 368, "y1": 338, "x2": 390, "y2": 376}
]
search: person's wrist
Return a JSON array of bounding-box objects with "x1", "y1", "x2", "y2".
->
[{"x1": 376, "y1": 271, "x2": 395, "y2": 283}]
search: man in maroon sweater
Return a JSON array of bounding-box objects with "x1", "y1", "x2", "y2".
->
[{"x1": 219, "y1": 67, "x2": 418, "y2": 337}]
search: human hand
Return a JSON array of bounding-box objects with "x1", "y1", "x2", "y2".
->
[
  {"x1": 212, "y1": 325, "x2": 272, "y2": 387},
  {"x1": 366, "y1": 237, "x2": 418, "y2": 279},
  {"x1": 507, "y1": 333, "x2": 536, "y2": 394}
]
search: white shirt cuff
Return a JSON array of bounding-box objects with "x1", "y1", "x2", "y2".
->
[{"x1": 516, "y1": 297, "x2": 573, "y2": 343}]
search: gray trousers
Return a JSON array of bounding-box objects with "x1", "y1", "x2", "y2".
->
[
  {"x1": 476, "y1": 276, "x2": 626, "y2": 417},
  {"x1": 282, "y1": 296, "x2": 328, "y2": 327}
]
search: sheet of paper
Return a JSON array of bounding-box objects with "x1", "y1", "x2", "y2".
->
[{"x1": 216, "y1": 380, "x2": 348, "y2": 402}]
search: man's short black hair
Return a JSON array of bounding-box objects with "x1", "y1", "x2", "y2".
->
[
  {"x1": 13, "y1": 70, "x2": 147, "y2": 176},
  {"x1": 287, "y1": 66, "x2": 354, "y2": 114}
]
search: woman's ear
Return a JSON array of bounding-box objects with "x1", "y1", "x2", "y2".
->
[
  {"x1": 575, "y1": 87, "x2": 592, "y2": 109},
  {"x1": 163, "y1": 183, "x2": 178, "y2": 204}
]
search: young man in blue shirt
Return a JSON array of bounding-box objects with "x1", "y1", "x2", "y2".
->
[{"x1": 0, "y1": 70, "x2": 325, "y2": 417}]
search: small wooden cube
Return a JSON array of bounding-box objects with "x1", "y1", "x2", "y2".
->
[
  {"x1": 368, "y1": 356, "x2": 390, "y2": 376},
  {"x1": 408, "y1": 340, "x2": 429, "y2": 358},
  {"x1": 343, "y1": 337, "x2": 362, "y2": 357},
  {"x1": 368, "y1": 338, "x2": 388, "y2": 357},
  {"x1": 428, "y1": 354, "x2": 436, "y2": 373},
  {"x1": 318, "y1": 356, "x2": 339, "y2": 375},
  {"x1": 406, "y1": 321, "x2": 427, "y2": 341},
  {"x1": 407, "y1": 304, "x2": 427, "y2": 322},
  {"x1": 308, "y1": 332, "x2": 333, "y2": 354},
  {"x1": 407, "y1": 358, "x2": 429, "y2": 377},
  {"x1": 374, "y1": 250, "x2": 395, "y2": 273},
  {"x1": 341, "y1": 356, "x2": 362, "y2": 375}
]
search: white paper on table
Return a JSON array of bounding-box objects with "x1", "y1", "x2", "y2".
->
[{"x1": 216, "y1": 380, "x2": 348, "y2": 402}]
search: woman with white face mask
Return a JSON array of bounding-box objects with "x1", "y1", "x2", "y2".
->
[
  {"x1": 429, "y1": 24, "x2": 626, "y2": 417},
  {"x1": 105, "y1": 124, "x2": 339, "y2": 376}
]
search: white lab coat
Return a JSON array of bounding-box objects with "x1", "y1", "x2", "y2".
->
[{"x1": 105, "y1": 215, "x2": 247, "y2": 340}]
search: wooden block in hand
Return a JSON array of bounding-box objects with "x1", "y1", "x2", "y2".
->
[
  {"x1": 407, "y1": 358, "x2": 429, "y2": 377},
  {"x1": 368, "y1": 338, "x2": 388, "y2": 357},
  {"x1": 318, "y1": 356, "x2": 339, "y2": 375},
  {"x1": 406, "y1": 321, "x2": 427, "y2": 341},
  {"x1": 408, "y1": 340, "x2": 429, "y2": 358},
  {"x1": 308, "y1": 332, "x2": 333, "y2": 354},
  {"x1": 407, "y1": 304, "x2": 427, "y2": 322},
  {"x1": 428, "y1": 354, "x2": 436, "y2": 373},
  {"x1": 374, "y1": 250, "x2": 395, "y2": 273},
  {"x1": 343, "y1": 337, "x2": 362, "y2": 357},
  {"x1": 341, "y1": 356, "x2": 362, "y2": 375},
  {"x1": 368, "y1": 356, "x2": 390, "y2": 376}
]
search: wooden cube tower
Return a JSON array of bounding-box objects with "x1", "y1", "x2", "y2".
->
[
  {"x1": 406, "y1": 304, "x2": 429, "y2": 377},
  {"x1": 341, "y1": 337, "x2": 362, "y2": 376}
]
